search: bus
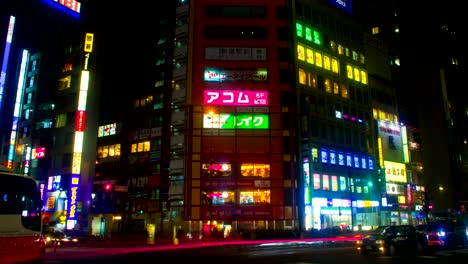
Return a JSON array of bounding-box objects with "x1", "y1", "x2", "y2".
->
[{"x1": 0, "y1": 169, "x2": 46, "y2": 263}]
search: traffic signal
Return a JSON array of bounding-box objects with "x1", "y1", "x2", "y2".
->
[{"x1": 104, "y1": 183, "x2": 112, "y2": 191}]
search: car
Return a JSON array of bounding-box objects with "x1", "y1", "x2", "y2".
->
[
  {"x1": 356, "y1": 225, "x2": 428, "y2": 256},
  {"x1": 417, "y1": 220, "x2": 467, "y2": 249},
  {"x1": 43, "y1": 229, "x2": 79, "y2": 247}
]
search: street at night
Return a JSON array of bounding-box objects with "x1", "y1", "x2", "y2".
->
[{"x1": 35, "y1": 241, "x2": 468, "y2": 264}]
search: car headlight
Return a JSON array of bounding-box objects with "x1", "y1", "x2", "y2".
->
[
  {"x1": 356, "y1": 240, "x2": 362, "y2": 245},
  {"x1": 437, "y1": 230, "x2": 446, "y2": 237},
  {"x1": 375, "y1": 240, "x2": 384, "y2": 244}
]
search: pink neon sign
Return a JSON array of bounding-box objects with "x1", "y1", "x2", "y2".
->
[{"x1": 204, "y1": 90, "x2": 268, "y2": 106}]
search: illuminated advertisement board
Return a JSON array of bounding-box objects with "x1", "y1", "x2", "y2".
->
[
  {"x1": 75, "y1": 110, "x2": 86, "y2": 131},
  {"x1": 32, "y1": 147, "x2": 46, "y2": 159},
  {"x1": 43, "y1": 0, "x2": 81, "y2": 14},
  {"x1": 47, "y1": 175, "x2": 61, "y2": 191},
  {"x1": 0, "y1": 16, "x2": 15, "y2": 116},
  {"x1": 98, "y1": 123, "x2": 117, "y2": 137},
  {"x1": 204, "y1": 68, "x2": 267, "y2": 82},
  {"x1": 67, "y1": 176, "x2": 79, "y2": 222},
  {"x1": 204, "y1": 90, "x2": 268, "y2": 106},
  {"x1": 378, "y1": 120, "x2": 404, "y2": 163},
  {"x1": 205, "y1": 47, "x2": 267, "y2": 61},
  {"x1": 383, "y1": 160, "x2": 407, "y2": 183},
  {"x1": 203, "y1": 113, "x2": 269, "y2": 129},
  {"x1": 327, "y1": 0, "x2": 352, "y2": 14}
]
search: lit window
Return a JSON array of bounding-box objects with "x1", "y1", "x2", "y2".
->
[
  {"x1": 240, "y1": 163, "x2": 270, "y2": 178},
  {"x1": 143, "y1": 141, "x2": 150, "y2": 151},
  {"x1": 346, "y1": 65, "x2": 353, "y2": 79},
  {"x1": 338, "y1": 44, "x2": 344, "y2": 55},
  {"x1": 203, "y1": 191, "x2": 236, "y2": 205},
  {"x1": 202, "y1": 163, "x2": 232, "y2": 177},
  {"x1": 296, "y1": 22, "x2": 303, "y2": 37},
  {"x1": 114, "y1": 144, "x2": 121, "y2": 156},
  {"x1": 325, "y1": 79, "x2": 332, "y2": 93},
  {"x1": 341, "y1": 84, "x2": 348, "y2": 98},
  {"x1": 308, "y1": 73, "x2": 317, "y2": 88},
  {"x1": 331, "y1": 58, "x2": 339, "y2": 73},
  {"x1": 315, "y1": 51, "x2": 322, "y2": 67},
  {"x1": 240, "y1": 190, "x2": 270, "y2": 205},
  {"x1": 333, "y1": 82, "x2": 339, "y2": 95},
  {"x1": 339, "y1": 176, "x2": 347, "y2": 191},
  {"x1": 372, "y1": 27, "x2": 379, "y2": 35},
  {"x1": 306, "y1": 48, "x2": 314, "y2": 64},
  {"x1": 297, "y1": 45, "x2": 305, "y2": 61},
  {"x1": 331, "y1": 175, "x2": 338, "y2": 191},
  {"x1": 312, "y1": 148, "x2": 319, "y2": 162},
  {"x1": 102, "y1": 146, "x2": 108, "y2": 158},
  {"x1": 313, "y1": 173, "x2": 321, "y2": 190},
  {"x1": 322, "y1": 174, "x2": 329, "y2": 191},
  {"x1": 305, "y1": 26, "x2": 313, "y2": 41},
  {"x1": 353, "y1": 68, "x2": 360, "y2": 82},
  {"x1": 323, "y1": 55, "x2": 331, "y2": 70},
  {"x1": 109, "y1": 145, "x2": 115, "y2": 156},
  {"x1": 360, "y1": 70, "x2": 367, "y2": 84},
  {"x1": 298, "y1": 68, "x2": 307, "y2": 85}
]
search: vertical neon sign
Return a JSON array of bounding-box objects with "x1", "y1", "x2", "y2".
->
[
  {"x1": 7, "y1": 49, "x2": 29, "y2": 170},
  {"x1": 67, "y1": 33, "x2": 93, "y2": 229},
  {"x1": 0, "y1": 16, "x2": 15, "y2": 119}
]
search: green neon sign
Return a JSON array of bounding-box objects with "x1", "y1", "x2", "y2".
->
[{"x1": 203, "y1": 114, "x2": 269, "y2": 129}]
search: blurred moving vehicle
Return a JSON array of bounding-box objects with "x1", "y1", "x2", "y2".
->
[
  {"x1": 0, "y1": 169, "x2": 46, "y2": 264},
  {"x1": 356, "y1": 225, "x2": 428, "y2": 256},
  {"x1": 417, "y1": 220, "x2": 467, "y2": 249},
  {"x1": 43, "y1": 229, "x2": 79, "y2": 247}
]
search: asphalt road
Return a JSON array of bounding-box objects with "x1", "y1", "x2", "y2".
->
[{"x1": 28, "y1": 240, "x2": 468, "y2": 264}]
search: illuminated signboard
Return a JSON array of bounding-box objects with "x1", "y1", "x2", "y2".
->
[
  {"x1": 383, "y1": 160, "x2": 407, "y2": 183},
  {"x1": 47, "y1": 175, "x2": 61, "y2": 191},
  {"x1": 204, "y1": 90, "x2": 268, "y2": 106},
  {"x1": 72, "y1": 152, "x2": 82, "y2": 174},
  {"x1": 32, "y1": 147, "x2": 46, "y2": 159},
  {"x1": 0, "y1": 16, "x2": 15, "y2": 117},
  {"x1": 67, "y1": 176, "x2": 79, "y2": 225},
  {"x1": 378, "y1": 121, "x2": 404, "y2": 163},
  {"x1": 327, "y1": 0, "x2": 352, "y2": 14},
  {"x1": 205, "y1": 47, "x2": 267, "y2": 61},
  {"x1": 84, "y1": 33, "x2": 94, "y2": 52},
  {"x1": 43, "y1": 0, "x2": 81, "y2": 14},
  {"x1": 203, "y1": 114, "x2": 269, "y2": 129},
  {"x1": 98, "y1": 123, "x2": 117, "y2": 137},
  {"x1": 204, "y1": 68, "x2": 267, "y2": 82},
  {"x1": 75, "y1": 110, "x2": 86, "y2": 131}
]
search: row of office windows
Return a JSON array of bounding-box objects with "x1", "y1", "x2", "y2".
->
[
  {"x1": 201, "y1": 163, "x2": 270, "y2": 178},
  {"x1": 306, "y1": 174, "x2": 371, "y2": 194},
  {"x1": 201, "y1": 190, "x2": 271, "y2": 205}
]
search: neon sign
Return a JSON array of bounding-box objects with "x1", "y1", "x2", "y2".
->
[
  {"x1": 203, "y1": 113, "x2": 269, "y2": 129},
  {"x1": 67, "y1": 177, "x2": 79, "y2": 220},
  {"x1": 204, "y1": 90, "x2": 268, "y2": 106},
  {"x1": 204, "y1": 68, "x2": 267, "y2": 82},
  {"x1": 75, "y1": 110, "x2": 86, "y2": 131}
]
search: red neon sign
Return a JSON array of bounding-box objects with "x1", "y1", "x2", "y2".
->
[{"x1": 75, "y1": 110, "x2": 86, "y2": 131}]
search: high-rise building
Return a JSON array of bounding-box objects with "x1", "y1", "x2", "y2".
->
[
  {"x1": 111, "y1": 0, "x2": 407, "y2": 238},
  {"x1": 0, "y1": 0, "x2": 99, "y2": 231}
]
